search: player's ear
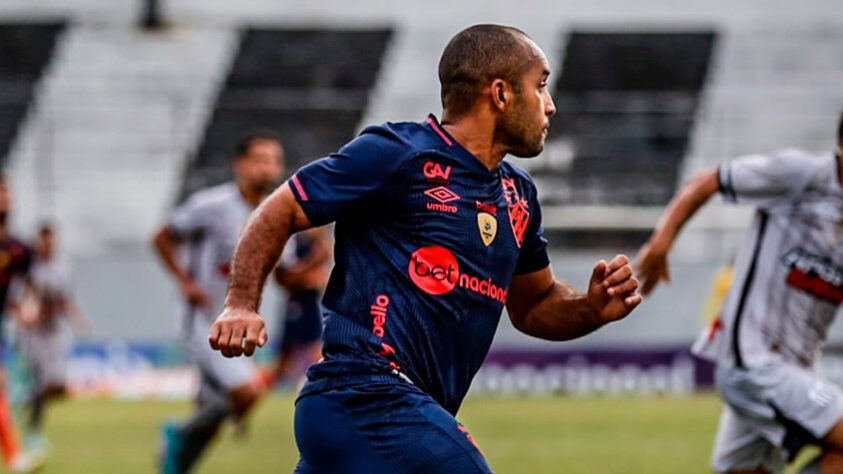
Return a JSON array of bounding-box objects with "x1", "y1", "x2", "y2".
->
[{"x1": 491, "y1": 79, "x2": 508, "y2": 111}]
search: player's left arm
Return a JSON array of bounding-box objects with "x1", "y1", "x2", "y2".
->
[{"x1": 506, "y1": 255, "x2": 642, "y2": 341}]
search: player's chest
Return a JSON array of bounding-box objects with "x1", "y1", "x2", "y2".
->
[
  {"x1": 396, "y1": 159, "x2": 532, "y2": 268},
  {"x1": 772, "y1": 196, "x2": 843, "y2": 303},
  {"x1": 775, "y1": 195, "x2": 843, "y2": 253},
  {"x1": 204, "y1": 205, "x2": 252, "y2": 264}
]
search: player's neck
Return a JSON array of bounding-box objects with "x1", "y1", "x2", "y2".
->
[{"x1": 440, "y1": 113, "x2": 506, "y2": 171}]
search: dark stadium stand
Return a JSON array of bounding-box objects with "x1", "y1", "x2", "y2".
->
[
  {"x1": 181, "y1": 28, "x2": 393, "y2": 198},
  {"x1": 0, "y1": 22, "x2": 65, "y2": 164},
  {"x1": 541, "y1": 31, "x2": 716, "y2": 206}
]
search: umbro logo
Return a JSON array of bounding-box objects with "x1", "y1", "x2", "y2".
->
[
  {"x1": 425, "y1": 186, "x2": 460, "y2": 204},
  {"x1": 425, "y1": 186, "x2": 459, "y2": 214}
]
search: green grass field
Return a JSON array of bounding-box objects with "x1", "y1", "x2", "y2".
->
[{"x1": 31, "y1": 393, "x2": 816, "y2": 473}]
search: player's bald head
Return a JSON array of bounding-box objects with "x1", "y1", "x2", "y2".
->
[{"x1": 438, "y1": 24, "x2": 540, "y2": 116}]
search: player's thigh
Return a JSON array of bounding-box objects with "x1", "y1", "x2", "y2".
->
[
  {"x1": 825, "y1": 419, "x2": 843, "y2": 450},
  {"x1": 295, "y1": 385, "x2": 492, "y2": 474},
  {"x1": 767, "y1": 364, "x2": 843, "y2": 456},
  {"x1": 405, "y1": 395, "x2": 492, "y2": 474},
  {"x1": 711, "y1": 404, "x2": 783, "y2": 474},
  {"x1": 718, "y1": 362, "x2": 843, "y2": 469},
  {"x1": 294, "y1": 390, "x2": 398, "y2": 474}
]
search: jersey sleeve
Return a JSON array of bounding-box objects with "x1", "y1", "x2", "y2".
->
[
  {"x1": 718, "y1": 149, "x2": 827, "y2": 206},
  {"x1": 287, "y1": 126, "x2": 411, "y2": 226},
  {"x1": 167, "y1": 193, "x2": 211, "y2": 240},
  {"x1": 514, "y1": 183, "x2": 550, "y2": 275}
]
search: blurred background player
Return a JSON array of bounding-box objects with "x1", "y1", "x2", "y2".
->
[
  {"x1": 268, "y1": 227, "x2": 331, "y2": 388},
  {"x1": 636, "y1": 113, "x2": 843, "y2": 473},
  {"x1": 16, "y1": 223, "x2": 89, "y2": 456},
  {"x1": 152, "y1": 131, "x2": 283, "y2": 473},
  {"x1": 0, "y1": 174, "x2": 43, "y2": 472}
]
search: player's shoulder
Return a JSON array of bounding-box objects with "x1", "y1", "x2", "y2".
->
[
  {"x1": 183, "y1": 181, "x2": 238, "y2": 208},
  {"x1": 735, "y1": 147, "x2": 828, "y2": 169},
  {"x1": 350, "y1": 117, "x2": 459, "y2": 161},
  {"x1": 758, "y1": 148, "x2": 833, "y2": 183},
  {"x1": 500, "y1": 161, "x2": 539, "y2": 193},
  {"x1": 771, "y1": 148, "x2": 829, "y2": 166}
]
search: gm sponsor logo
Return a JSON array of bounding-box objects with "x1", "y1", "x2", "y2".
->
[
  {"x1": 423, "y1": 161, "x2": 451, "y2": 184},
  {"x1": 408, "y1": 246, "x2": 507, "y2": 303}
]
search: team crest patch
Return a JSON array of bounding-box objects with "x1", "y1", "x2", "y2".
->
[
  {"x1": 477, "y1": 212, "x2": 497, "y2": 246},
  {"x1": 501, "y1": 178, "x2": 530, "y2": 248}
]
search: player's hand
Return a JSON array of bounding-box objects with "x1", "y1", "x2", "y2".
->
[
  {"x1": 181, "y1": 279, "x2": 211, "y2": 308},
  {"x1": 208, "y1": 307, "x2": 267, "y2": 358},
  {"x1": 586, "y1": 254, "x2": 642, "y2": 324},
  {"x1": 634, "y1": 238, "x2": 671, "y2": 296}
]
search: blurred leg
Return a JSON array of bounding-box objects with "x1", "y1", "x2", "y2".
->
[
  {"x1": 813, "y1": 418, "x2": 843, "y2": 473},
  {"x1": 175, "y1": 376, "x2": 229, "y2": 473},
  {"x1": 0, "y1": 371, "x2": 21, "y2": 466}
]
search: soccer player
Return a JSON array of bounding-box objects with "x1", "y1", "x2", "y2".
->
[
  {"x1": 209, "y1": 25, "x2": 642, "y2": 473},
  {"x1": 636, "y1": 114, "x2": 843, "y2": 473},
  {"x1": 269, "y1": 227, "x2": 331, "y2": 387},
  {"x1": 153, "y1": 132, "x2": 283, "y2": 473},
  {"x1": 0, "y1": 174, "x2": 43, "y2": 472},
  {"x1": 17, "y1": 223, "x2": 89, "y2": 455}
]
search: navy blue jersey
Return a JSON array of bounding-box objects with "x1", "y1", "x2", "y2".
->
[{"x1": 289, "y1": 115, "x2": 549, "y2": 414}]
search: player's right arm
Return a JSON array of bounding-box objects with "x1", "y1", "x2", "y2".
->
[
  {"x1": 209, "y1": 183, "x2": 313, "y2": 358},
  {"x1": 152, "y1": 226, "x2": 211, "y2": 308},
  {"x1": 635, "y1": 169, "x2": 719, "y2": 295},
  {"x1": 210, "y1": 126, "x2": 412, "y2": 357},
  {"x1": 636, "y1": 149, "x2": 825, "y2": 295}
]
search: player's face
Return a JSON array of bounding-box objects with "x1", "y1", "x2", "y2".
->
[
  {"x1": 37, "y1": 231, "x2": 55, "y2": 258},
  {"x1": 499, "y1": 46, "x2": 556, "y2": 158},
  {"x1": 235, "y1": 140, "x2": 284, "y2": 195}
]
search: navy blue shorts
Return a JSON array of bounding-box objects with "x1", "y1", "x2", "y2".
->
[
  {"x1": 279, "y1": 290, "x2": 323, "y2": 350},
  {"x1": 293, "y1": 380, "x2": 492, "y2": 473}
]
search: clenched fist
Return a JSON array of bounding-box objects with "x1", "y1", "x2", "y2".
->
[
  {"x1": 586, "y1": 254, "x2": 642, "y2": 324},
  {"x1": 208, "y1": 307, "x2": 268, "y2": 358}
]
